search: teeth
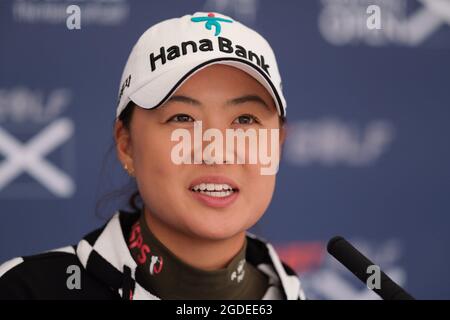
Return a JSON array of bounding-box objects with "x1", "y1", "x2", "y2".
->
[
  {"x1": 192, "y1": 183, "x2": 234, "y2": 192},
  {"x1": 191, "y1": 183, "x2": 236, "y2": 196},
  {"x1": 199, "y1": 190, "x2": 234, "y2": 197}
]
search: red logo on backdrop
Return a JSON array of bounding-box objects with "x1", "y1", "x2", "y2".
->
[
  {"x1": 275, "y1": 241, "x2": 325, "y2": 273},
  {"x1": 128, "y1": 222, "x2": 164, "y2": 275}
]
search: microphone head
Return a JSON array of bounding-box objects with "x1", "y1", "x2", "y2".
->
[{"x1": 326, "y1": 235, "x2": 345, "y2": 254}]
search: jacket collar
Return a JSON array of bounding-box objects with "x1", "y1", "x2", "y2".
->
[{"x1": 75, "y1": 211, "x2": 305, "y2": 300}]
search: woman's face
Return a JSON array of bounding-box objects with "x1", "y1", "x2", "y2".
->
[{"x1": 116, "y1": 64, "x2": 285, "y2": 241}]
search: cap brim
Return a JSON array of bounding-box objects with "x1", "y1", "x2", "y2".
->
[{"x1": 128, "y1": 57, "x2": 285, "y2": 118}]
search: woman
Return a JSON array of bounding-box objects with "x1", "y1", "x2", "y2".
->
[{"x1": 0, "y1": 12, "x2": 305, "y2": 300}]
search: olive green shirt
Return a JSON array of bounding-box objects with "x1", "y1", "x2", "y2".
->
[{"x1": 128, "y1": 213, "x2": 269, "y2": 299}]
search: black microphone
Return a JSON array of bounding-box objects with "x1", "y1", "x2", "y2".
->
[{"x1": 327, "y1": 236, "x2": 415, "y2": 300}]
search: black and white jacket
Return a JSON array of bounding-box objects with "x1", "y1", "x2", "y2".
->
[{"x1": 0, "y1": 211, "x2": 306, "y2": 300}]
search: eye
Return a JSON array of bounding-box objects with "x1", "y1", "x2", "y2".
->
[
  {"x1": 168, "y1": 114, "x2": 194, "y2": 123},
  {"x1": 233, "y1": 114, "x2": 259, "y2": 125}
]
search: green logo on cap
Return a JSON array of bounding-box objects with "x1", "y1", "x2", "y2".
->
[{"x1": 191, "y1": 13, "x2": 233, "y2": 36}]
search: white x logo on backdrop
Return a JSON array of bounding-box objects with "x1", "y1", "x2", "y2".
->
[{"x1": 0, "y1": 118, "x2": 75, "y2": 198}]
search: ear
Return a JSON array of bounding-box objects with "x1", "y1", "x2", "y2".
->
[{"x1": 114, "y1": 120, "x2": 134, "y2": 171}]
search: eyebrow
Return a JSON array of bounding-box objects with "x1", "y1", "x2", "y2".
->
[{"x1": 167, "y1": 94, "x2": 270, "y2": 111}]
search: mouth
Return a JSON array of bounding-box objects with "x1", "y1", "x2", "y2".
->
[
  {"x1": 188, "y1": 176, "x2": 240, "y2": 208},
  {"x1": 190, "y1": 183, "x2": 238, "y2": 197}
]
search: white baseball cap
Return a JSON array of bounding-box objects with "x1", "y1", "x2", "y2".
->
[{"x1": 116, "y1": 12, "x2": 286, "y2": 119}]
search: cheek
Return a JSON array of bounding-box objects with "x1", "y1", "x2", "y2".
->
[
  {"x1": 133, "y1": 131, "x2": 177, "y2": 176},
  {"x1": 132, "y1": 133, "x2": 183, "y2": 201},
  {"x1": 240, "y1": 166, "x2": 276, "y2": 221}
]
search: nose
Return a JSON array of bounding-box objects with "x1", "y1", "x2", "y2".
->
[{"x1": 191, "y1": 118, "x2": 236, "y2": 166}]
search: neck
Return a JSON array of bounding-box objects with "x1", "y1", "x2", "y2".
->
[{"x1": 143, "y1": 206, "x2": 246, "y2": 271}]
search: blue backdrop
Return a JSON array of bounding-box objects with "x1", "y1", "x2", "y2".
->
[{"x1": 1, "y1": 0, "x2": 449, "y2": 299}]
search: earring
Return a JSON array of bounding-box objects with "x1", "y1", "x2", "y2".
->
[{"x1": 124, "y1": 163, "x2": 135, "y2": 177}]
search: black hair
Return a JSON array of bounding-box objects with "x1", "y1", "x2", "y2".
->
[
  {"x1": 95, "y1": 102, "x2": 142, "y2": 219},
  {"x1": 118, "y1": 102, "x2": 143, "y2": 212}
]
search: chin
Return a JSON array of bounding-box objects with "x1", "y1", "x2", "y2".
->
[{"x1": 187, "y1": 220, "x2": 247, "y2": 241}]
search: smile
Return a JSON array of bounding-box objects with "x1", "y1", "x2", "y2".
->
[
  {"x1": 188, "y1": 176, "x2": 240, "y2": 208},
  {"x1": 191, "y1": 183, "x2": 237, "y2": 197}
]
